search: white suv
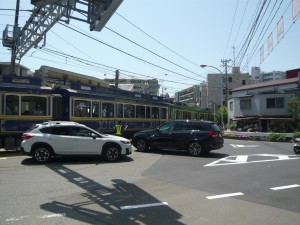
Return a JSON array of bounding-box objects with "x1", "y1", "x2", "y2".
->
[{"x1": 21, "y1": 121, "x2": 132, "y2": 163}]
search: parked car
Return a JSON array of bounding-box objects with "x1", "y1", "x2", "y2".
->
[
  {"x1": 21, "y1": 121, "x2": 132, "y2": 163},
  {"x1": 132, "y1": 120, "x2": 223, "y2": 156}
]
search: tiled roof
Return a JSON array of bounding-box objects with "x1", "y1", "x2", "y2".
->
[{"x1": 232, "y1": 77, "x2": 298, "y2": 91}]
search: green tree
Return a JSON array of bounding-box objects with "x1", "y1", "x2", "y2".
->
[
  {"x1": 216, "y1": 106, "x2": 228, "y2": 126},
  {"x1": 288, "y1": 97, "x2": 300, "y2": 131}
]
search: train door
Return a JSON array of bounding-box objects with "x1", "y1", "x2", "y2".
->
[{"x1": 52, "y1": 95, "x2": 63, "y2": 120}]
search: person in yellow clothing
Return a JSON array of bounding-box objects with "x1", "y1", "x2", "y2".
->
[{"x1": 115, "y1": 120, "x2": 128, "y2": 136}]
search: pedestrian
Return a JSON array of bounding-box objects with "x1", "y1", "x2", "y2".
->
[{"x1": 115, "y1": 120, "x2": 128, "y2": 136}]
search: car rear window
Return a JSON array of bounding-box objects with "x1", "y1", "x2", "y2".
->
[
  {"x1": 26, "y1": 124, "x2": 39, "y2": 132},
  {"x1": 39, "y1": 127, "x2": 53, "y2": 134},
  {"x1": 209, "y1": 123, "x2": 222, "y2": 132}
]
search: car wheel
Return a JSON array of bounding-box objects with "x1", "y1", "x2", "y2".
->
[
  {"x1": 188, "y1": 142, "x2": 203, "y2": 156},
  {"x1": 103, "y1": 145, "x2": 121, "y2": 161},
  {"x1": 136, "y1": 139, "x2": 148, "y2": 152},
  {"x1": 33, "y1": 145, "x2": 52, "y2": 163},
  {"x1": 294, "y1": 146, "x2": 300, "y2": 154}
]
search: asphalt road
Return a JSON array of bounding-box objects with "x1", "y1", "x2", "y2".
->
[{"x1": 0, "y1": 139, "x2": 299, "y2": 225}]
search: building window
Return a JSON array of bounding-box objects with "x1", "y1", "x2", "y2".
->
[
  {"x1": 240, "y1": 99, "x2": 251, "y2": 110},
  {"x1": 230, "y1": 102, "x2": 233, "y2": 111},
  {"x1": 266, "y1": 98, "x2": 284, "y2": 108},
  {"x1": 228, "y1": 77, "x2": 232, "y2": 82},
  {"x1": 242, "y1": 80, "x2": 246, "y2": 85}
]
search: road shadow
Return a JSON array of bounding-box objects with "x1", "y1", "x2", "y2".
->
[
  {"x1": 39, "y1": 164, "x2": 184, "y2": 224},
  {"x1": 21, "y1": 155, "x2": 133, "y2": 166}
]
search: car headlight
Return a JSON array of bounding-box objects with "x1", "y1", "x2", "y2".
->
[{"x1": 120, "y1": 140, "x2": 130, "y2": 144}]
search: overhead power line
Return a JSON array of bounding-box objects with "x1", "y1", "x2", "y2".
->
[
  {"x1": 116, "y1": 12, "x2": 201, "y2": 68},
  {"x1": 105, "y1": 26, "x2": 205, "y2": 79},
  {"x1": 58, "y1": 22, "x2": 203, "y2": 83}
]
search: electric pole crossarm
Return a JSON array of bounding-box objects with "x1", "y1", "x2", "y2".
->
[{"x1": 15, "y1": 4, "x2": 67, "y2": 59}]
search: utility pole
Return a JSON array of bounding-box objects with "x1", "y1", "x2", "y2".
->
[
  {"x1": 232, "y1": 46, "x2": 236, "y2": 67},
  {"x1": 221, "y1": 59, "x2": 231, "y2": 105},
  {"x1": 115, "y1": 70, "x2": 119, "y2": 88},
  {"x1": 10, "y1": 0, "x2": 20, "y2": 76}
]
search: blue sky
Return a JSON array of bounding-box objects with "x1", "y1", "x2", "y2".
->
[{"x1": 1, "y1": 0, "x2": 299, "y2": 97}]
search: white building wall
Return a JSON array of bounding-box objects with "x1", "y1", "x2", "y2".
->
[
  {"x1": 231, "y1": 94, "x2": 293, "y2": 118},
  {"x1": 228, "y1": 80, "x2": 299, "y2": 122},
  {"x1": 207, "y1": 72, "x2": 252, "y2": 107},
  {"x1": 261, "y1": 71, "x2": 286, "y2": 82}
]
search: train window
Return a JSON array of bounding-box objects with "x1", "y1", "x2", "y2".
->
[
  {"x1": 117, "y1": 104, "x2": 123, "y2": 118},
  {"x1": 183, "y1": 111, "x2": 187, "y2": 119},
  {"x1": 6, "y1": 95, "x2": 19, "y2": 115},
  {"x1": 124, "y1": 104, "x2": 135, "y2": 118},
  {"x1": 102, "y1": 102, "x2": 114, "y2": 117},
  {"x1": 74, "y1": 100, "x2": 91, "y2": 117},
  {"x1": 92, "y1": 101, "x2": 100, "y2": 117},
  {"x1": 136, "y1": 105, "x2": 145, "y2": 118},
  {"x1": 191, "y1": 112, "x2": 197, "y2": 119},
  {"x1": 146, "y1": 106, "x2": 150, "y2": 118},
  {"x1": 160, "y1": 108, "x2": 167, "y2": 119},
  {"x1": 152, "y1": 107, "x2": 159, "y2": 119},
  {"x1": 21, "y1": 96, "x2": 46, "y2": 116},
  {"x1": 175, "y1": 110, "x2": 180, "y2": 119}
]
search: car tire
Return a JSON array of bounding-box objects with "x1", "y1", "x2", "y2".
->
[
  {"x1": 32, "y1": 145, "x2": 52, "y2": 163},
  {"x1": 136, "y1": 139, "x2": 149, "y2": 152},
  {"x1": 103, "y1": 145, "x2": 121, "y2": 161},
  {"x1": 294, "y1": 146, "x2": 300, "y2": 154},
  {"x1": 188, "y1": 142, "x2": 204, "y2": 156}
]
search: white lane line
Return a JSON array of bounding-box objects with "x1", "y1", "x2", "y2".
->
[
  {"x1": 206, "y1": 192, "x2": 244, "y2": 199},
  {"x1": 6, "y1": 213, "x2": 66, "y2": 222},
  {"x1": 120, "y1": 202, "x2": 168, "y2": 210},
  {"x1": 0, "y1": 158, "x2": 7, "y2": 159},
  {"x1": 40, "y1": 213, "x2": 66, "y2": 218},
  {"x1": 270, "y1": 184, "x2": 300, "y2": 190}
]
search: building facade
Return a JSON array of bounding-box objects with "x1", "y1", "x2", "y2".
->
[
  {"x1": 260, "y1": 71, "x2": 286, "y2": 82},
  {"x1": 206, "y1": 67, "x2": 253, "y2": 109},
  {"x1": 175, "y1": 85, "x2": 201, "y2": 107},
  {"x1": 228, "y1": 77, "x2": 300, "y2": 132},
  {"x1": 104, "y1": 78, "x2": 159, "y2": 96},
  {"x1": 0, "y1": 62, "x2": 31, "y2": 77},
  {"x1": 35, "y1": 66, "x2": 109, "y2": 88}
]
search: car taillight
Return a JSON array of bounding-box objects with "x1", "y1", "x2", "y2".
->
[
  {"x1": 208, "y1": 132, "x2": 218, "y2": 138},
  {"x1": 22, "y1": 133, "x2": 35, "y2": 140}
]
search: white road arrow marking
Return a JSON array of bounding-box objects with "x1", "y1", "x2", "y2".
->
[{"x1": 204, "y1": 154, "x2": 300, "y2": 167}]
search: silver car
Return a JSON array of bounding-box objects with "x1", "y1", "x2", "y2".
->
[{"x1": 21, "y1": 121, "x2": 132, "y2": 163}]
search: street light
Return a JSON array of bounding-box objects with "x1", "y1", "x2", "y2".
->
[{"x1": 200, "y1": 64, "x2": 224, "y2": 128}]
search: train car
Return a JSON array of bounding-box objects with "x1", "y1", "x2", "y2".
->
[
  {"x1": 53, "y1": 82, "x2": 169, "y2": 139},
  {"x1": 0, "y1": 75, "x2": 55, "y2": 150},
  {"x1": 0, "y1": 74, "x2": 214, "y2": 150},
  {"x1": 168, "y1": 102, "x2": 214, "y2": 121}
]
